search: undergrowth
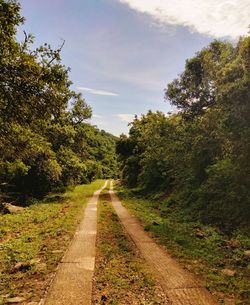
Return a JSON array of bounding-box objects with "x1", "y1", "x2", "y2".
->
[
  {"x1": 117, "y1": 186, "x2": 250, "y2": 305},
  {"x1": 93, "y1": 191, "x2": 168, "y2": 305},
  {"x1": 0, "y1": 180, "x2": 104, "y2": 304}
]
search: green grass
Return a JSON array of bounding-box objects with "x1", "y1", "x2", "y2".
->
[
  {"x1": 116, "y1": 185, "x2": 250, "y2": 305},
  {"x1": 93, "y1": 189, "x2": 168, "y2": 305},
  {"x1": 0, "y1": 180, "x2": 105, "y2": 304}
]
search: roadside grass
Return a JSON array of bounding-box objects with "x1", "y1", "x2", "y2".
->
[
  {"x1": 0, "y1": 180, "x2": 104, "y2": 305},
  {"x1": 92, "y1": 190, "x2": 169, "y2": 305},
  {"x1": 116, "y1": 186, "x2": 250, "y2": 305}
]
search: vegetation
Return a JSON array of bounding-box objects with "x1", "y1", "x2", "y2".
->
[
  {"x1": 117, "y1": 37, "x2": 250, "y2": 233},
  {"x1": 1, "y1": 1, "x2": 250, "y2": 303},
  {"x1": 0, "y1": 0, "x2": 117, "y2": 203},
  {"x1": 116, "y1": 36, "x2": 250, "y2": 304},
  {"x1": 0, "y1": 180, "x2": 104, "y2": 304},
  {"x1": 117, "y1": 186, "x2": 250, "y2": 305},
  {"x1": 93, "y1": 189, "x2": 168, "y2": 305}
]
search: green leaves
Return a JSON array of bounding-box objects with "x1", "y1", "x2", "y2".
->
[
  {"x1": 118, "y1": 35, "x2": 250, "y2": 233},
  {"x1": 165, "y1": 41, "x2": 234, "y2": 119},
  {"x1": 71, "y1": 94, "x2": 92, "y2": 124},
  {"x1": 0, "y1": 0, "x2": 117, "y2": 201}
]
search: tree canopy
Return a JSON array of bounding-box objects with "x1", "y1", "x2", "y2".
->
[
  {"x1": 0, "y1": 0, "x2": 117, "y2": 201},
  {"x1": 117, "y1": 36, "x2": 250, "y2": 233}
]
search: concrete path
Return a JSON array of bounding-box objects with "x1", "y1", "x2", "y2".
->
[
  {"x1": 43, "y1": 181, "x2": 107, "y2": 305},
  {"x1": 109, "y1": 181, "x2": 219, "y2": 305}
]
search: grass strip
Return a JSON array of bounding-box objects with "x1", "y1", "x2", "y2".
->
[
  {"x1": 92, "y1": 191, "x2": 168, "y2": 305},
  {"x1": 0, "y1": 180, "x2": 104, "y2": 304}
]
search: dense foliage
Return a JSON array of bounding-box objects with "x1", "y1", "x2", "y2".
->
[
  {"x1": 117, "y1": 38, "x2": 250, "y2": 233},
  {"x1": 0, "y1": 0, "x2": 117, "y2": 201}
]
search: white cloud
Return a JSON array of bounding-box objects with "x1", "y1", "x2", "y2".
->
[
  {"x1": 118, "y1": 0, "x2": 250, "y2": 38},
  {"x1": 92, "y1": 114, "x2": 104, "y2": 119},
  {"x1": 77, "y1": 87, "x2": 119, "y2": 96},
  {"x1": 117, "y1": 114, "x2": 135, "y2": 123}
]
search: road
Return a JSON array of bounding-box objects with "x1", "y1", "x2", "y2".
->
[
  {"x1": 43, "y1": 180, "x2": 218, "y2": 305},
  {"x1": 43, "y1": 181, "x2": 107, "y2": 305}
]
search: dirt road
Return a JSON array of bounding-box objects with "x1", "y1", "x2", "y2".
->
[
  {"x1": 109, "y1": 181, "x2": 218, "y2": 305},
  {"x1": 42, "y1": 180, "x2": 219, "y2": 305},
  {"x1": 43, "y1": 181, "x2": 107, "y2": 305}
]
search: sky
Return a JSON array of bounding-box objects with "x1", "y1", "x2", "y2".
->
[{"x1": 18, "y1": 0, "x2": 250, "y2": 135}]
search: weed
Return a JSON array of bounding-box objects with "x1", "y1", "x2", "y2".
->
[
  {"x1": 117, "y1": 186, "x2": 250, "y2": 305},
  {"x1": 0, "y1": 180, "x2": 104, "y2": 304},
  {"x1": 92, "y1": 192, "x2": 168, "y2": 305}
]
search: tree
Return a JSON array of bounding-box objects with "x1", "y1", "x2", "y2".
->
[
  {"x1": 0, "y1": 0, "x2": 118, "y2": 201},
  {"x1": 71, "y1": 93, "x2": 92, "y2": 124},
  {"x1": 165, "y1": 41, "x2": 234, "y2": 118},
  {"x1": 118, "y1": 35, "x2": 250, "y2": 232}
]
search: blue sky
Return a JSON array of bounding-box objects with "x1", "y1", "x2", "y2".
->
[{"x1": 18, "y1": 0, "x2": 249, "y2": 135}]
